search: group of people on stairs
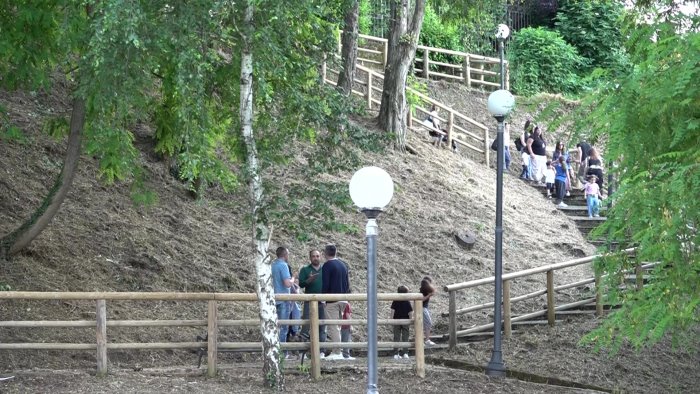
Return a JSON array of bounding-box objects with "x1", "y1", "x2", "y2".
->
[{"x1": 514, "y1": 119, "x2": 606, "y2": 216}]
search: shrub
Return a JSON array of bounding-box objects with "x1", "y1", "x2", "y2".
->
[
  {"x1": 418, "y1": 4, "x2": 463, "y2": 66},
  {"x1": 508, "y1": 27, "x2": 588, "y2": 96},
  {"x1": 555, "y1": 0, "x2": 626, "y2": 70}
]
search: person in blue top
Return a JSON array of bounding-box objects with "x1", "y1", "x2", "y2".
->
[
  {"x1": 554, "y1": 155, "x2": 571, "y2": 208},
  {"x1": 271, "y1": 246, "x2": 293, "y2": 352}
]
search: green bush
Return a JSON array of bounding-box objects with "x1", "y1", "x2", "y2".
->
[
  {"x1": 555, "y1": 0, "x2": 626, "y2": 70},
  {"x1": 419, "y1": 4, "x2": 463, "y2": 65},
  {"x1": 508, "y1": 27, "x2": 588, "y2": 96}
]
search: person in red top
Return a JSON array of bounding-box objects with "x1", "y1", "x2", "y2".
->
[{"x1": 340, "y1": 302, "x2": 354, "y2": 360}]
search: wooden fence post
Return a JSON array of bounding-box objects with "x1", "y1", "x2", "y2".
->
[
  {"x1": 207, "y1": 300, "x2": 218, "y2": 377},
  {"x1": 447, "y1": 111, "x2": 454, "y2": 150},
  {"x1": 503, "y1": 280, "x2": 512, "y2": 338},
  {"x1": 423, "y1": 48, "x2": 430, "y2": 79},
  {"x1": 382, "y1": 41, "x2": 388, "y2": 69},
  {"x1": 595, "y1": 271, "x2": 603, "y2": 316},
  {"x1": 448, "y1": 291, "x2": 457, "y2": 350},
  {"x1": 463, "y1": 55, "x2": 471, "y2": 87},
  {"x1": 635, "y1": 264, "x2": 644, "y2": 291},
  {"x1": 366, "y1": 71, "x2": 373, "y2": 110},
  {"x1": 546, "y1": 270, "x2": 555, "y2": 326},
  {"x1": 479, "y1": 62, "x2": 485, "y2": 86},
  {"x1": 413, "y1": 300, "x2": 425, "y2": 378},
  {"x1": 96, "y1": 299, "x2": 107, "y2": 376},
  {"x1": 483, "y1": 127, "x2": 490, "y2": 168},
  {"x1": 321, "y1": 61, "x2": 327, "y2": 83},
  {"x1": 309, "y1": 301, "x2": 321, "y2": 380}
]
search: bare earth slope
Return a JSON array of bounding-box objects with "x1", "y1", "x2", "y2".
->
[{"x1": 1, "y1": 83, "x2": 697, "y2": 393}]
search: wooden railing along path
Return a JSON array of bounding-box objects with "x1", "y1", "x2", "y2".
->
[
  {"x1": 348, "y1": 32, "x2": 509, "y2": 90},
  {"x1": 0, "y1": 292, "x2": 425, "y2": 380},
  {"x1": 442, "y1": 248, "x2": 655, "y2": 349},
  {"x1": 323, "y1": 61, "x2": 491, "y2": 166}
]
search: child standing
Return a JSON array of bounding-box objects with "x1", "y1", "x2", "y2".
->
[
  {"x1": 420, "y1": 277, "x2": 437, "y2": 346},
  {"x1": 555, "y1": 156, "x2": 570, "y2": 208},
  {"x1": 340, "y1": 302, "x2": 355, "y2": 360},
  {"x1": 584, "y1": 175, "x2": 603, "y2": 217},
  {"x1": 543, "y1": 160, "x2": 555, "y2": 198},
  {"x1": 390, "y1": 285, "x2": 413, "y2": 359}
]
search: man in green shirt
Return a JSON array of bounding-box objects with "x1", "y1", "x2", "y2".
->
[{"x1": 299, "y1": 249, "x2": 326, "y2": 348}]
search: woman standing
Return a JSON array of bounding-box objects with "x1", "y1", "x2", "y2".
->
[
  {"x1": 526, "y1": 126, "x2": 547, "y2": 184},
  {"x1": 586, "y1": 147, "x2": 605, "y2": 191}
]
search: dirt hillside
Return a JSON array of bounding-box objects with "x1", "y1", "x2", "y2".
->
[{"x1": 1, "y1": 77, "x2": 698, "y2": 394}]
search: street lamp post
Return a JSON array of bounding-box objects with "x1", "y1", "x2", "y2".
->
[
  {"x1": 485, "y1": 85, "x2": 514, "y2": 377},
  {"x1": 349, "y1": 166, "x2": 394, "y2": 394}
]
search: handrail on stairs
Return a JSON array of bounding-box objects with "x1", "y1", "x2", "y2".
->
[{"x1": 323, "y1": 56, "x2": 492, "y2": 166}]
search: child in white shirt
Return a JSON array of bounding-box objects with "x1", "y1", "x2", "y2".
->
[{"x1": 543, "y1": 160, "x2": 556, "y2": 198}]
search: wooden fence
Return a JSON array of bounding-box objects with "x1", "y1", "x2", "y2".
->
[
  {"x1": 347, "y1": 32, "x2": 509, "y2": 91},
  {"x1": 0, "y1": 292, "x2": 425, "y2": 380},
  {"x1": 323, "y1": 60, "x2": 491, "y2": 166},
  {"x1": 442, "y1": 248, "x2": 654, "y2": 349}
]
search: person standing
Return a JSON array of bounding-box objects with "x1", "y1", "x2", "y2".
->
[
  {"x1": 420, "y1": 277, "x2": 437, "y2": 347},
  {"x1": 503, "y1": 122, "x2": 512, "y2": 172},
  {"x1": 298, "y1": 250, "x2": 326, "y2": 356},
  {"x1": 585, "y1": 147, "x2": 605, "y2": 191},
  {"x1": 555, "y1": 156, "x2": 570, "y2": 208},
  {"x1": 271, "y1": 246, "x2": 293, "y2": 356},
  {"x1": 321, "y1": 244, "x2": 350, "y2": 360},
  {"x1": 340, "y1": 302, "x2": 355, "y2": 360},
  {"x1": 527, "y1": 126, "x2": 547, "y2": 184},
  {"x1": 391, "y1": 285, "x2": 413, "y2": 359},
  {"x1": 576, "y1": 140, "x2": 593, "y2": 179}
]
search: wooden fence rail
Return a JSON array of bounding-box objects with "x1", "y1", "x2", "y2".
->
[
  {"x1": 0, "y1": 292, "x2": 425, "y2": 380},
  {"x1": 323, "y1": 60, "x2": 491, "y2": 166},
  {"x1": 442, "y1": 248, "x2": 654, "y2": 349},
  {"x1": 348, "y1": 32, "x2": 509, "y2": 91}
]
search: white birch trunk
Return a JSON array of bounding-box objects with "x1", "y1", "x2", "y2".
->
[{"x1": 239, "y1": 1, "x2": 283, "y2": 389}]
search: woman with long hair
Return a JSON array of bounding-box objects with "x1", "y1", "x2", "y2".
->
[{"x1": 586, "y1": 147, "x2": 604, "y2": 190}]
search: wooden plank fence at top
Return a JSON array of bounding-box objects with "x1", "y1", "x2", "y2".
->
[{"x1": 0, "y1": 291, "x2": 425, "y2": 381}]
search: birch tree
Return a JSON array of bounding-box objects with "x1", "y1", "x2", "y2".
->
[
  {"x1": 377, "y1": 0, "x2": 426, "y2": 149},
  {"x1": 237, "y1": 0, "x2": 283, "y2": 388}
]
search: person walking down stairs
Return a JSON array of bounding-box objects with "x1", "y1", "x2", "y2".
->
[
  {"x1": 554, "y1": 156, "x2": 571, "y2": 208},
  {"x1": 584, "y1": 175, "x2": 603, "y2": 217}
]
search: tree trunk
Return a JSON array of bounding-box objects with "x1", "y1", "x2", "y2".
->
[
  {"x1": 336, "y1": 0, "x2": 360, "y2": 95},
  {"x1": 0, "y1": 98, "x2": 85, "y2": 258},
  {"x1": 239, "y1": 1, "x2": 283, "y2": 390},
  {"x1": 377, "y1": 0, "x2": 426, "y2": 150}
]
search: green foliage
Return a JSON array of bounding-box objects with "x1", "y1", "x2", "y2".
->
[
  {"x1": 580, "y1": 16, "x2": 700, "y2": 352},
  {"x1": 358, "y1": 0, "x2": 372, "y2": 34},
  {"x1": 555, "y1": 0, "x2": 627, "y2": 71},
  {"x1": 42, "y1": 116, "x2": 69, "y2": 139},
  {"x1": 419, "y1": 4, "x2": 463, "y2": 64},
  {"x1": 0, "y1": 282, "x2": 11, "y2": 291},
  {"x1": 0, "y1": 107, "x2": 28, "y2": 144},
  {"x1": 508, "y1": 27, "x2": 588, "y2": 96}
]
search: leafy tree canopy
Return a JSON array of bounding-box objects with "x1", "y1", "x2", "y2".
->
[{"x1": 581, "y1": 7, "x2": 700, "y2": 352}]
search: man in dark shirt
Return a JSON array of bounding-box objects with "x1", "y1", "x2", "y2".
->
[
  {"x1": 299, "y1": 250, "x2": 326, "y2": 347},
  {"x1": 576, "y1": 141, "x2": 592, "y2": 178},
  {"x1": 321, "y1": 244, "x2": 350, "y2": 360}
]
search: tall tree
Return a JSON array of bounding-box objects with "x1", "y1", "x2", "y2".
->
[
  {"x1": 237, "y1": 0, "x2": 283, "y2": 388},
  {"x1": 580, "y1": 4, "x2": 699, "y2": 351},
  {"x1": 337, "y1": 0, "x2": 361, "y2": 95},
  {"x1": 377, "y1": 0, "x2": 426, "y2": 149}
]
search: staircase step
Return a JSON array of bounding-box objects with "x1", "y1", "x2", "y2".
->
[{"x1": 569, "y1": 215, "x2": 607, "y2": 222}]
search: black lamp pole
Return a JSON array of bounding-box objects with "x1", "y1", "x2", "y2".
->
[{"x1": 485, "y1": 33, "x2": 507, "y2": 378}]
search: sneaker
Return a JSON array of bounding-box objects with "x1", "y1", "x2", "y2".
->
[
  {"x1": 325, "y1": 353, "x2": 345, "y2": 361},
  {"x1": 319, "y1": 352, "x2": 326, "y2": 359},
  {"x1": 557, "y1": 202, "x2": 568, "y2": 208},
  {"x1": 589, "y1": 215, "x2": 593, "y2": 218},
  {"x1": 566, "y1": 191, "x2": 571, "y2": 197},
  {"x1": 403, "y1": 354, "x2": 410, "y2": 359},
  {"x1": 425, "y1": 340, "x2": 436, "y2": 346},
  {"x1": 547, "y1": 194, "x2": 552, "y2": 199},
  {"x1": 593, "y1": 214, "x2": 600, "y2": 217},
  {"x1": 394, "y1": 354, "x2": 401, "y2": 360}
]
